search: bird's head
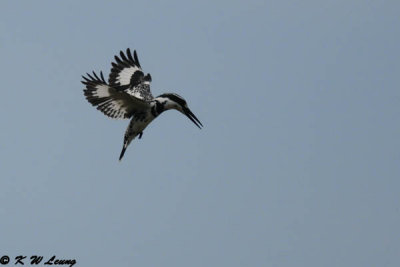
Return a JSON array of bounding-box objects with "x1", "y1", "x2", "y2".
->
[{"x1": 156, "y1": 93, "x2": 203, "y2": 129}]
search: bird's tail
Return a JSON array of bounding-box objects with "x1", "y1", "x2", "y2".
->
[{"x1": 119, "y1": 143, "x2": 128, "y2": 161}]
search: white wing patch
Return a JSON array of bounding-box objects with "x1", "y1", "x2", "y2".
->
[
  {"x1": 115, "y1": 66, "x2": 141, "y2": 87},
  {"x1": 91, "y1": 84, "x2": 113, "y2": 98}
]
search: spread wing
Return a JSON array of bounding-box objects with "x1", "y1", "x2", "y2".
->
[
  {"x1": 108, "y1": 48, "x2": 154, "y2": 101},
  {"x1": 82, "y1": 71, "x2": 149, "y2": 119}
]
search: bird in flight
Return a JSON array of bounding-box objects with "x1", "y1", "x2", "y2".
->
[{"x1": 82, "y1": 48, "x2": 203, "y2": 160}]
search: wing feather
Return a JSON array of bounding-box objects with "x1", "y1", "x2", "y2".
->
[
  {"x1": 108, "y1": 49, "x2": 153, "y2": 101},
  {"x1": 82, "y1": 71, "x2": 148, "y2": 119}
]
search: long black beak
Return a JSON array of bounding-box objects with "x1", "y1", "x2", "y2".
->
[{"x1": 183, "y1": 108, "x2": 203, "y2": 129}]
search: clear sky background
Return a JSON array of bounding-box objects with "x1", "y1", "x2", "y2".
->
[{"x1": 0, "y1": 1, "x2": 399, "y2": 266}]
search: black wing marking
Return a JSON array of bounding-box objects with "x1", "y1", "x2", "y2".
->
[
  {"x1": 108, "y1": 49, "x2": 153, "y2": 101},
  {"x1": 82, "y1": 71, "x2": 149, "y2": 119}
]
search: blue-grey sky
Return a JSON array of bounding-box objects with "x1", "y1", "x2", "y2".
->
[{"x1": 1, "y1": 1, "x2": 399, "y2": 266}]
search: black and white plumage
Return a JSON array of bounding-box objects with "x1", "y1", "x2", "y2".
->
[{"x1": 82, "y1": 49, "x2": 202, "y2": 160}]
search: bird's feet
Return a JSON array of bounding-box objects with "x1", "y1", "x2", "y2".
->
[{"x1": 138, "y1": 132, "x2": 143, "y2": 139}]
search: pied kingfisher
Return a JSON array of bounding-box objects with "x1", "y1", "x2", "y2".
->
[{"x1": 82, "y1": 48, "x2": 203, "y2": 160}]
